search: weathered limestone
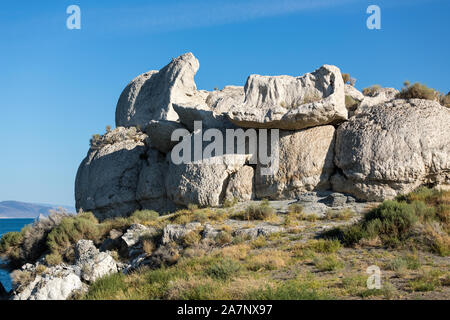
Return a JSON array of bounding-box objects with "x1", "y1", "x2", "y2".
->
[
  {"x1": 228, "y1": 65, "x2": 347, "y2": 130},
  {"x1": 166, "y1": 154, "x2": 251, "y2": 207},
  {"x1": 333, "y1": 99, "x2": 450, "y2": 201},
  {"x1": 255, "y1": 125, "x2": 336, "y2": 199},
  {"x1": 115, "y1": 53, "x2": 208, "y2": 128}
]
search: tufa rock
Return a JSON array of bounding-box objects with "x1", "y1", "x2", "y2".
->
[
  {"x1": 228, "y1": 65, "x2": 347, "y2": 130},
  {"x1": 75, "y1": 240, "x2": 117, "y2": 283},
  {"x1": 116, "y1": 53, "x2": 208, "y2": 128},
  {"x1": 333, "y1": 99, "x2": 450, "y2": 201},
  {"x1": 255, "y1": 125, "x2": 335, "y2": 199}
]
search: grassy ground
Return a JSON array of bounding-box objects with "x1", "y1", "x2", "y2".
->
[
  {"x1": 2, "y1": 187, "x2": 448, "y2": 300},
  {"x1": 81, "y1": 188, "x2": 450, "y2": 300}
]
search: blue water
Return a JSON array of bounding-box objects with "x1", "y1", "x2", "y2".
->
[{"x1": 0, "y1": 219, "x2": 34, "y2": 292}]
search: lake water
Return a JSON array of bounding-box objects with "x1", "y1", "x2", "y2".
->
[{"x1": 0, "y1": 219, "x2": 34, "y2": 292}]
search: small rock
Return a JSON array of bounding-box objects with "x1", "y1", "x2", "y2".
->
[
  {"x1": 121, "y1": 224, "x2": 158, "y2": 248},
  {"x1": 162, "y1": 222, "x2": 202, "y2": 244},
  {"x1": 202, "y1": 224, "x2": 220, "y2": 239},
  {"x1": 324, "y1": 193, "x2": 347, "y2": 207},
  {"x1": 75, "y1": 240, "x2": 118, "y2": 283}
]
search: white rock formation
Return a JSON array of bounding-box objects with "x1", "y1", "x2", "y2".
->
[
  {"x1": 75, "y1": 127, "x2": 173, "y2": 220},
  {"x1": 228, "y1": 65, "x2": 347, "y2": 130},
  {"x1": 225, "y1": 165, "x2": 255, "y2": 202},
  {"x1": 12, "y1": 266, "x2": 84, "y2": 300},
  {"x1": 115, "y1": 52, "x2": 208, "y2": 128},
  {"x1": 166, "y1": 154, "x2": 251, "y2": 207},
  {"x1": 144, "y1": 120, "x2": 187, "y2": 153},
  {"x1": 333, "y1": 99, "x2": 450, "y2": 201},
  {"x1": 344, "y1": 84, "x2": 364, "y2": 102},
  {"x1": 355, "y1": 87, "x2": 399, "y2": 114},
  {"x1": 255, "y1": 125, "x2": 336, "y2": 199}
]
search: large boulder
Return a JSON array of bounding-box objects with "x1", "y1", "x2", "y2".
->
[
  {"x1": 332, "y1": 99, "x2": 450, "y2": 201},
  {"x1": 144, "y1": 120, "x2": 187, "y2": 153},
  {"x1": 174, "y1": 86, "x2": 244, "y2": 131},
  {"x1": 228, "y1": 65, "x2": 347, "y2": 130},
  {"x1": 225, "y1": 165, "x2": 255, "y2": 202},
  {"x1": 255, "y1": 125, "x2": 336, "y2": 199},
  {"x1": 75, "y1": 127, "x2": 172, "y2": 220},
  {"x1": 166, "y1": 154, "x2": 251, "y2": 207},
  {"x1": 115, "y1": 52, "x2": 208, "y2": 128}
]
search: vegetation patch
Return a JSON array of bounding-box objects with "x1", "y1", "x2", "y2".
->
[{"x1": 322, "y1": 188, "x2": 449, "y2": 255}]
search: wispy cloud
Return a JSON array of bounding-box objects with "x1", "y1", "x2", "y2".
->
[{"x1": 93, "y1": 0, "x2": 359, "y2": 33}]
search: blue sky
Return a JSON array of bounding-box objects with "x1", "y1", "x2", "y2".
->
[{"x1": 0, "y1": 0, "x2": 449, "y2": 207}]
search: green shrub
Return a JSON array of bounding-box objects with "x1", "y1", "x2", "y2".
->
[
  {"x1": 314, "y1": 255, "x2": 344, "y2": 272},
  {"x1": 439, "y1": 92, "x2": 450, "y2": 107},
  {"x1": 397, "y1": 82, "x2": 437, "y2": 100},
  {"x1": 215, "y1": 231, "x2": 233, "y2": 245},
  {"x1": 362, "y1": 200, "x2": 418, "y2": 243},
  {"x1": 245, "y1": 280, "x2": 331, "y2": 300},
  {"x1": 342, "y1": 224, "x2": 366, "y2": 246},
  {"x1": 342, "y1": 73, "x2": 350, "y2": 84},
  {"x1": 182, "y1": 231, "x2": 201, "y2": 247},
  {"x1": 131, "y1": 210, "x2": 159, "y2": 222},
  {"x1": 0, "y1": 232, "x2": 23, "y2": 254},
  {"x1": 205, "y1": 258, "x2": 241, "y2": 280},
  {"x1": 287, "y1": 203, "x2": 303, "y2": 214},
  {"x1": 308, "y1": 239, "x2": 341, "y2": 254},
  {"x1": 409, "y1": 269, "x2": 442, "y2": 292},
  {"x1": 223, "y1": 197, "x2": 238, "y2": 208},
  {"x1": 45, "y1": 252, "x2": 63, "y2": 266},
  {"x1": 83, "y1": 272, "x2": 127, "y2": 300},
  {"x1": 46, "y1": 212, "x2": 100, "y2": 260},
  {"x1": 387, "y1": 254, "x2": 421, "y2": 272},
  {"x1": 324, "y1": 188, "x2": 449, "y2": 251},
  {"x1": 362, "y1": 85, "x2": 381, "y2": 96},
  {"x1": 240, "y1": 201, "x2": 275, "y2": 221}
]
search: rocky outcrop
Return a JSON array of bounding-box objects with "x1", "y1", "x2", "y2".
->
[
  {"x1": 228, "y1": 65, "x2": 347, "y2": 130},
  {"x1": 344, "y1": 84, "x2": 364, "y2": 102},
  {"x1": 255, "y1": 125, "x2": 335, "y2": 199},
  {"x1": 115, "y1": 53, "x2": 207, "y2": 128},
  {"x1": 225, "y1": 165, "x2": 255, "y2": 202},
  {"x1": 355, "y1": 87, "x2": 399, "y2": 115},
  {"x1": 75, "y1": 240, "x2": 117, "y2": 283},
  {"x1": 162, "y1": 222, "x2": 202, "y2": 245},
  {"x1": 75, "y1": 127, "x2": 174, "y2": 220},
  {"x1": 13, "y1": 268, "x2": 84, "y2": 301},
  {"x1": 332, "y1": 99, "x2": 450, "y2": 201},
  {"x1": 75, "y1": 52, "x2": 450, "y2": 219},
  {"x1": 11, "y1": 240, "x2": 119, "y2": 300},
  {"x1": 144, "y1": 120, "x2": 187, "y2": 153},
  {"x1": 166, "y1": 154, "x2": 251, "y2": 207},
  {"x1": 174, "y1": 86, "x2": 244, "y2": 131}
]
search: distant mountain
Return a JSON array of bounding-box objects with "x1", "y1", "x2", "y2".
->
[{"x1": 0, "y1": 201, "x2": 76, "y2": 219}]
